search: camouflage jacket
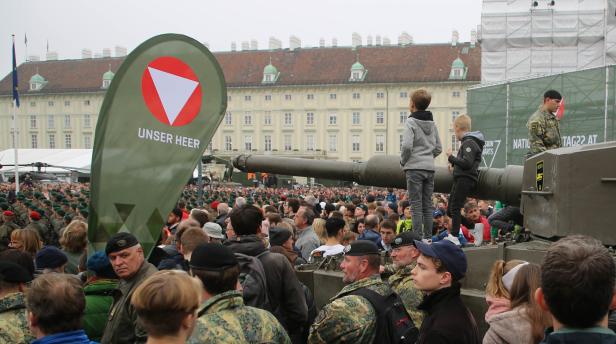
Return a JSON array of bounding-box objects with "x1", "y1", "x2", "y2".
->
[
  {"x1": 0, "y1": 292, "x2": 35, "y2": 344},
  {"x1": 527, "y1": 107, "x2": 561, "y2": 156},
  {"x1": 388, "y1": 262, "x2": 425, "y2": 327},
  {"x1": 188, "y1": 290, "x2": 291, "y2": 344},
  {"x1": 308, "y1": 275, "x2": 390, "y2": 344},
  {"x1": 0, "y1": 221, "x2": 19, "y2": 246}
]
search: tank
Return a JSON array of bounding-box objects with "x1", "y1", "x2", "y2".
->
[{"x1": 233, "y1": 141, "x2": 616, "y2": 336}]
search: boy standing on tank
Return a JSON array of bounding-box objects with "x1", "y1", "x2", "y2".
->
[
  {"x1": 400, "y1": 89, "x2": 442, "y2": 239},
  {"x1": 446, "y1": 114, "x2": 485, "y2": 240}
]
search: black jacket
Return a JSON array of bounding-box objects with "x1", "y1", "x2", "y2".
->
[
  {"x1": 225, "y1": 235, "x2": 308, "y2": 331},
  {"x1": 417, "y1": 282, "x2": 480, "y2": 344},
  {"x1": 540, "y1": 327, "x2": 616, "y2": 344},
  {"x1": 448, "y1": 131, "x2": 485, "y2": 182}
]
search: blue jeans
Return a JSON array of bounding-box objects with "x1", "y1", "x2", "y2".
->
[{"x1": 405, "y1": 170, "x2": 435, "y2": 239}]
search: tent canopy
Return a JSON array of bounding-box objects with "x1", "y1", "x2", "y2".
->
[{"x1": 0, "y1": 149, "x2": 92, "y2": 174}]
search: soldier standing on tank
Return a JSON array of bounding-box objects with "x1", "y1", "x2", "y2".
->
[
  {"x1": 389, "y1": 231, "x2": 425, "y2": 328},
  {"x1": 527, "y1": 90, "x2": 562, "y2": 158}
]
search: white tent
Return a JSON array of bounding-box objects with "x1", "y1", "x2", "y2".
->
[{"x1": 0, "y1": 149, "x2": 92, "y2": 175}]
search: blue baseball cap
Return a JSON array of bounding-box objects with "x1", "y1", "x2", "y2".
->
[
  {"x1": 433, "y1": 209, "x2": 444, "y2": 218},
  {"x1": 414, "y1": 239, "x2": 467, "y2": 281}
]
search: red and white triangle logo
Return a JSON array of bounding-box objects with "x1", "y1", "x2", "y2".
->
[{"x1": 141, "y1": 57, "x2": 202, "y2": 126}]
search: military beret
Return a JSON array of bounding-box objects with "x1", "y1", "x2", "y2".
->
[
  {"x1": 30, "y1": 211, "x2": 41, "y2": 220},
  {"x1": 0, "y1": 261, "x2": 33, "y2": 283},
  {"x1": 391, "y1": 231, "x2": 422, "y2": 249},
  {"x1": 105, "y1": 232, "x2": 139, "y2": 255},
  {"x1": 344, "y1": 240, "x2": 379, "y2": 256},
  {"x1": 190, "y1": 243, "x2": 237, "y2": 270},
  {"x1": 357, "y1": 204, "x2": 369, "y2": 213},
  {"x1": 35, "y1": 246, "x2": 68, "y2": 270}
]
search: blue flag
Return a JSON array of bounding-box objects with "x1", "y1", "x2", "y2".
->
[{"x1": 12, "y1": 36, "x2": 20, "y2": 108}]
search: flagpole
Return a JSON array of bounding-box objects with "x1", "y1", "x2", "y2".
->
[{"x1": 13, "y1": 99, "x2": 19, "y2": 193}]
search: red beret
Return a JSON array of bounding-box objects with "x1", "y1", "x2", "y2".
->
[
  {"x1": 3, "y1": 210, "x2": 14, "y2": 217},
  {"x1": 211, "y1": 201, "x2": 220, "y2": 210},
  {"x1": 30, "y1": 211, "x2": 41, "y2": 220}
]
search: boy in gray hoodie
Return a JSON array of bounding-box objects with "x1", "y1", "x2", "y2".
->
[{"x1": 400, "y1": 89, "x2": 442, "y2": 239}]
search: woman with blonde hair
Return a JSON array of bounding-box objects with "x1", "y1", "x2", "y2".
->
[
  {"x1": 484, "y1": 259, "x2": 526, "y2": 321},
  {"x1": 312, "y1": 218, "x2": 327, "y2": 245},
  {"x1": 9, "y1": 228, "x2": 42, "y2": 259},
  {"x1": 131, "y1": 270, "x2": 203, "y2": 344},
  {"x1": 59, "y1": 220, "x2": 88, "y2": 274},
  {"x1": 483, "y1": 263, "x2": 551, "y2": 344}
]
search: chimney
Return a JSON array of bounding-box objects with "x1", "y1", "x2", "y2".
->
[
  {"x1": 114, "y1": 46, "x2": 127, "y2": 57},
  {"x1": 81, "y1": 49, "x2": 92, "y2": 59},
  {"x1": 367, "y1": 35, "x2": 373, "y2": 46},
  {"x1": 231, "y1": 42, "x2": 237, "y2": 51},
  {"x1": 250, "y1": 39, "x2": 258, "y2": 50},
  {"x1": 46, "y1": 51, "x2": 58, "y2": 61},
  {"x1": 352, "y1": 32, "x2": 362, "y2": 48},
  {"x1": 331, "y1": 38, "x2": 338, "y2": 47},
  {"x1": 470, "y1": 29, "x2": 477, "y2": 48},
  {"x1": 269, "y1": 37, "x2": 282, "y2": 50},
  {"x1": 451, "y1": 30, "x2": 459, "y2": 47},
  {"x1": 241, "y1": 41, "x2": 249, "y2": 51},
  {"x1": 102, "y1": 48, "x2": 111, "y2": 58},
  {"x1": 319, "y1": 38, "x2": 325, "y2": 48},
  {"x1": 398, "y1": 32, "x2": 412, "y2": 46},
  {"x1": 375, "y1": 35, "x2": 382, "y2": 46},
  {"x1": 383, "y1": 37, "x2": 391, "y2": 46},
  {"x1": 289, "y1": 35, "x2": 301, "y2": 50}
]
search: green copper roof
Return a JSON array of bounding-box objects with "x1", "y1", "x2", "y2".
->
[
  {"x1": 30, "y1": 73, "x2": 46, "y2": 83},
  {"x1": 263, "y1": 63, "x2": 278, "y2": 74},
  {"x1": 103, "y1": 70, "x2": 115, "y2": 80},
  {"x1": 351, "y1": 61, "x2": 365, "y2": 70},
  {"x1": 452, "y1": 57, "x2": 465, "y2": 68}
]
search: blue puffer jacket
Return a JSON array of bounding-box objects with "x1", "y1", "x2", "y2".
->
[
  {"x1": 358, "y1": 228, "x2": 381, "y2": 245},
  {"x1": 32, "y1": 330, "x2": 97, "y2": 344}
]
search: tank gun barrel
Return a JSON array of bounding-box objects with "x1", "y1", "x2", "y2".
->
[{"x1": 233, "y1": 154, "x2": 523, "y2": 206}]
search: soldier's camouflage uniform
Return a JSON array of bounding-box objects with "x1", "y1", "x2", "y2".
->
[
  {"x1": 308, "y1": 275, "x2": 390, "y2": 344},
  {"x1": 527, "y1": 107, "x2": 561, "y2": 157},
  {"x1": 0, "y1": 292, "x2": 35, "y2": 344},
  {"x1": 188, "y1": 290, "x2": 291, "y2": 344},
  {"x1": 388, "y1": 262, "x2": 424, "y2": 327}
]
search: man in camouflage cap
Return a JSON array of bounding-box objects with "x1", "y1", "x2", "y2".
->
[
  {"x1": 308, "y1": 240, "x2": 394, "y2": 344},
  {"x1": 389, "y1": 231, "x2": 425, "y2": 327},
  {"x1": 0, "y1": 261, "x2": 35, "y2": 344},
  {"x1": 187, "y1": 243, "x2": 291, "y2": 344},
  {"x1": 527, "y1": 90, "x2": 563, "y2": 158}
]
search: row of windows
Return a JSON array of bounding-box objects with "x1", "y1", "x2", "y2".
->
[
  {"x1": 220, "y1": 134, "x2": 398, "y2": 153},
  {"x1": 27, "y1": 133, "x2": 91, "y2": 149},
  {"x1": 229, "y1": 91, "x2": 462, "y2": 102},
  {"x1": 28, "y1": 115, "x2": 92, "y2": 129},
  {"x1": 225, "y1": 111, "x2": 400, "y2": 126},
  {"x1": 27, "y1": 100, "x2": 91, "y2": 107}
]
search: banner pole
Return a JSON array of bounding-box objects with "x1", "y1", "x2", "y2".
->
[{"x1": 12, "y1": 99, "x2": 19, "y2": 193}]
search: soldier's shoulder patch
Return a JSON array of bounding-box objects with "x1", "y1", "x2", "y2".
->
[
  {"x1": 465, "y1": 147, "x2": 471, "y2": 153},
  {"x1": 530, "y1": 122, "x2": 538, "y2": 131}
]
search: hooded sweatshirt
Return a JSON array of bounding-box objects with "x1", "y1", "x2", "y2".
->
[
  {"x1": 448, "y1": 131, "x2": 485, "y2": 182},
  {"x1": 400, "y1": 110, "x2": 442, "y2": 171}
]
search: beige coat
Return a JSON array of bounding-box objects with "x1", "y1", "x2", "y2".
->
[{"x1": 483, "y1": 307, "x2": 532, "y2": 344}]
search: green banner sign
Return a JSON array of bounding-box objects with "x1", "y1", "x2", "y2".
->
[{"x1": 88, "y1": 34, "x2": 227, "y2": 256}]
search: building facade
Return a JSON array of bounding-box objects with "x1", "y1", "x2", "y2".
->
[{"x1": 0, "y1": 43, "x2": 480, "y2": 166}]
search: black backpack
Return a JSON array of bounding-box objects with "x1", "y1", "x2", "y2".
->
[
  {"x1": 350, "y1": 287, "x2": 419, "y2": 344},
  {"x1": 235, "y1": 251, "x2": 272, "y2": 312}
]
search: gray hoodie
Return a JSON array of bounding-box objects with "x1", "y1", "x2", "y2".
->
[{"x1": 400, "y1": 111, "x2": 442, "y2": 171}]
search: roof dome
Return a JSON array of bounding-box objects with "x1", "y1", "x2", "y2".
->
[
  {"x1": 264, "y1": 63, "x2": 278, "y2": 74},
  {"x1": 30, "y1": 73, "x2": 46, "y2": 83},
  {"x1": 452, "y1": 57, "x2": 465, "y2": 68},
  {"x1": 103, "y1": 70, "x2": 115, "y2": 80},
  {"x1": 351, "y1": 61, "x2": 365, "y2": 70}
]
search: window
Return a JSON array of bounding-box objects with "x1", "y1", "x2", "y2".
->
[
  {"x1": 265, "y1": 95, "x2": 272, "y2": 101},
  {"x1": 264, "y1": 74, "x2": 272, "y2": 82},
  {"x1": 285, "y1": 94, "x2": 292, "y2": 100},
  {"x1": 454, "y1": 70, "x2": 461, "y2": 77},
  {"x1": 64, "y1": 100, "x2": 70, "y2": 106},
  {"x1": 352, "y1": 72, "x2": 360, "y2": 80},
  {"x1": 306, "y1": 112, "x2": 314, "y2": 125},
  {"x1": 84, "y1": 135, "x2": 92, "y2": 149},
  {"x1": 352, "y1": 112, "x2": 361, "y2": 125},
  {"x1": 264, "y1": 112, "x2": 272, "y2": 125},
  {"x1": 264, "y1": 135, "x2": 272, "y2": 151},
  {"x1": 328, "y1": 135, "x2": 337, "y2": 152},
  {"x1": 376, "y1": 112, "x2": 384, "y2": 124},
  {"x1": 284, "y1": 135, "x2": 292, "y2": 151},
  {"x1": 329, "y1": 93, "x2": 336, "y2": 100},
  {"x1": 64, "y1": 134, "x2": 72, "y2": 148},
  {"x1": 451, "y1": 135, "x2": 458, "y2": 151},
  {"x1": 352, "y1": 93, "x2": 360, "y2": 99},
  {"x1": 307, "y1": 94, "x2": 314, "y2": 100},
  {"x1": 83, "y1": 114, "x2": 91, "y2": 128},
  {"x1": 306, "y1": 135, "x2": 315, "y2": 151},
  {"x1": 30, "y1": 101, "x2": 36, "y2": 107},
  {"x1": 48, "y1": 101, "x2": 54, "y2": 107},
  {"x1": 48, "y1": 134, "x2": 56, "y2": 149},
  {"x1": 244, "y1": 135, "x2": 252, "y2": 151},
  {"x1": 284, "y1": 113, "x2": 292, "y2": 126},
  {"x1": 376, "y1": 135, "x2": 384, "y2": 152},
  {"x1": 399, "y1": 134, "x2": 404, "y2": 152},
  {"x1": 30, "y1": 115, "x2": 37, "y2": 129},
  {"x1": 31, "y1": 134, "x2": 38, "y2": 148},
  {"x1": 224, "y1": 112, "x2": 232, "y2": 125},
  {"x1": 329, "y1": 114, "x2": 337, "y2": 125},
  {"x1": 244, "y1": 113, "x2": 252, "y2": 125},
  {"x1": 400, "y1": 92, "x2": 408, "y2": 98},
  {"x1": 224, "y1": 136, "x2": 232, "y2": 151},
  {"x1": 64, "y1": 115, "x2": 71, "y2": 128},
  {"x1": 451, "y1": 111, "x2": 460, "y2": 123},
  {"x1": 352, "y1": 135, "x2": 360, "y2": 152},
  {"x1": 376, "y1": 92, "x2": 384, "y2": 99},
  {"x1": 84, "y1": 100, "x2": 90, "y2": 106},
  {"x1": 103, "y1": 79, "x2": 111, "y2": 88},
  {"x1": 400, "y1": 111, "x2": 408, "y2": 124},
  {"x1": 453, "y1": 91, "x2": 461, "y2": 97},
  {"x1": 245, "y1": 95, "x2": 251, "y2": 101},
  {"x1": 47, "y1": 115, "x2": 55, "y2": 129}
]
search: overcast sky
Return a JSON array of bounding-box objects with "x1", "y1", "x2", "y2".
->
[{"x1": 1, "y1": 0, "x2": 482, "y2": 78}]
